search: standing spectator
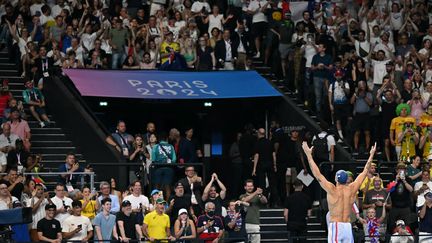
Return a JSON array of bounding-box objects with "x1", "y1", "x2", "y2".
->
[
  {"x1": 97, "y1": 181, "x2": 120, "y2": 214},
  {"x1": 197, "y1": 202, "x2": 224, "y2": 243},
  {"x1": 239, "y1": 124, "x2": 256, "y2": 182},
  {"x1": 224, "y1": 200, "x2": 249, "y2": 242},
  {"x1": 129, "y1": 134, "x2": 146, "y2": 185},
  {"x1": 122, "y1": 180, "x2": 150, "y2": 224},
  {"x1": 232, "y1": 22, "x2": 250, "y2": 70},
  {"x1": 229, "y1": 132, "x2": 242, "y2": 197},
  {"x1": 363, "y1": 177, "x2": 391, "y2": 219},
  {"x1": 26, "y1": 183, "x2": 51, "y2": 241},
  {"x1": 62, "y1": 200, "x2": 94, "y2": 242},
  {"x1": 387, "y1": 163, "x2": 413, "y2": 233},
  {"x1": 359, "y1": 202, "x2": 387, "y2": 243},
  {"x1": 37, "y1": 204, "x2": 62, "y2": 243},
  {"x1": 57, "y1": 152, "x2": 84, "y2": 188},
  {"x1": 0, "y1": 167, "x2": 24, "y2": 199},
  {"x1": 143, "y1": 198, "x2": 175, "y2": 242},
  {"x1": 407, "y1": 155, "x2": 422, "y2": 186},
  {"x1": 167, "y1": 182, "x2": 192, "y2": 224},
  {"x1": 240, "y1": 179, "x2": 267, "y2": 243},
  {"x1": 152, "y1": 132, "x2": 176, "y2": 199},
  {"x1": 214, "y1": 29, "x2": 237, "y2": 70},
  {"x1": 311, "y1": 44, "x2": 333, "y2": 115},
  {"x1": 174, "y1": 208, "x2": 197, "y2": 242},
  {"x1": 251, "y1": 128, "x2": 276, "y2": 203},
  {"x1": 196, "y1": 36, "x2": 216, "y2": 70},
  {"x1": 390, "y1": 104, "x2": 412, "y2": 159},
  {"x1": 351, "y1": 80, "x2": 373, "y2": 152},
  {"x1": 328, "y1": 70, "x2": 351, "y2": 141},
  {"x1": 283, "y1": 180, "x2": 312, "y2": 243},
  {"x1": 50, "y1": 183, "x2": 72, "y2": 224},
  {"x1": 202, "y1": 173, "x2": 227, "y2": 216},
  {"x1": 274, "y1": 11, "x2": 294, "y2": 78},
  {"x1": 94, "y1": 198, "x2": 119, "y2": 242},
  {"x1": 178, "y1": 127, "x2": 198, "y2": 164},
  {"x1": 109, "y1": 19, "x2": 130, "y2": 69},
  {"x1": 414, "y1": 170, "x2": 432, "y2": 209},
  {"x1": 7, "y1": 107, "x2": 31, "y2": 151},
  {"x1": 106, "y1": 121, "x2": 134, "y2": 159},
  {"x1": 419, "y1": 192, "x2": 432, "y2": 242},
  {"x1": 397, "y1": 117, "x2": 418, "y2": 161},
  {"x1": 32, "y1": 46, "x2": 55, "y2": 90},
  {"x1": 246, "y1": 0, "x2": 268, "y2": 58},
  {"x1": 80, "y1": 186, "x2": 98, "y2": 221},
  {"x1": 160, "y1": 31, "x2": 180, "y2": 65},
  {"x1": 311, "y1": 122, "x2": 335, "y2": 189},
  {"x1": 178, "y1": 166, "x2": 203, "y2": 218},
  {"x1": 116, "y1": 200, "x2": 143, "y2": 242},
  {"x1": 371, "y1": 50, "x2": 390, "y2": 93}
]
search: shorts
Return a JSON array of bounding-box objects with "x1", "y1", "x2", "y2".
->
[
  {"x1": 328, "y1": 222, "x2": 353, "y2": 243},
  {"x1": 279, "y1": 43, "x2": 293, "y2": 59},
  {"x1": 353, "y1": 112, "x2": 370, "y2": 131},
  {"x1": 26, "y1": 104, "x2": 47, "y2": 116},
  {"x1": 333, "y1": 104, "x2": 350, "y2": 121},
  {"x1": 151, "y1": 167, "x2": 174, "y2": 185},
  {"x1": 251, "y1": 22, "x2": 268, "y2": 38}
]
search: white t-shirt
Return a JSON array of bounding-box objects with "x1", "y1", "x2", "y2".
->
[
  {"x1": 25, "y1": 197, "x2": 49, "y2": 229},
  {"x1": 329, "y1": 81, "x2": 350, "y2": 104},
  {"x1": 374, "y1": 43, "x2": 395, "y2": 60},
  {"x1": 354, "y1": 40, "x2": 371, "y2": 61},
  {"x1": 390, "y1": 12, "x2": 403, "y2": 30},
  {"x1": 81, "y1": 33, "x2": 97, "y2": 51},
  {"x1": 30, "y1": 3, "x2": 44, "y2": 16},
  {"x1": 40, "y1": 14, "x2": 54, "y2": 26},
  {"x1": 208, "y1": 14, "x2": 223, "y2": 34},
  {"x1": 414, "y1": 181, "x2": 432, "y2": 207},
  {"x1": 303, "y1": 44, "x2": 317, "y2": 68},
  {"x1": 372, "y1": 59, "x2": 388, "y2": 85},
  {"x1": 51, "y1": 196, "x2": 73, "y2": 224},
  {"x1": 51, "y1": 5, "x2": 71, "y2": 18},
  {"x1": 123, "y1": 194, "x2": 150, "y2": 211},
  {"x1": 191, "y1": 1, "x2": 211, "y2": 13},
  {"x1": 247, "y1": 0, "x2": 268, "y2": 23},
  {"x1": 0, "y1": 196, "x2": 18, "y2": 210},
  {"x1": 62, "y1": 215, "x2": 93, "y2": 241},
  {"x1": 312, "y1": 132, "x2": 336, "y2": 160}
]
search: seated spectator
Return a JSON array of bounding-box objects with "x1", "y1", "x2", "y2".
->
[
  {"x1": 6, "y1": 139, "x2": 29, "y2": 173},
  {"x1": 7, "y1": 107, "x2": 31, "y2": 151},
  {"x1": 3, "y1": 98, "x2": 26, "y2": 122},
  {"x1": 174, "y1": 208, "x2": 197, "y2": 242},
  {"x1": 139, "y1": 52, "x2": 156, "y2": 69},
  {"x1": 414, "y1": 170, "x2": 432, "y2": 208},
  {"x1": 26, "y1": 183, "x2": 51, "y2": 241},
  {"x1": 50, "y1": 183, "x2": 73, "y2": 224},
  {"x1": 79, "y1": 186, "x2": 98, "y2": 221},
  {"x1": 37, "y1": 204, "x2": 62, "y2": 243},
  {"x1": 197, "y1": 202, "x2": 224, "y2": 242},
  {"x1": 122, "y1": 55, "x2": 140, "y2": 69},
  {"x1": 419, "y1": 191, "x2": 432, "y2": 242},
  {"x1": 167, "y1": 182, "x2": 191, "y2": 224},
  {"x1": 0, "y1": 80, "x2": 12, "y2": 122},
  {"x1": 62, "y1": 200, "x2": 93, "y2": 242},
  {"x1": 143, "y1": 198, "x2": 175, "y2": 242},
  {"x1": 178, "y1": 165, "x2": 203, "y2": 217},
  {"x1": 224, "y1": 200, "x2": 248, "y2": 242},
  {"x1": 122, "y1": 180, "x2": 150, "y2": 223},
  {"x1": 22, "y1": 79, "x2": 50, "y2": 128},
  {"x1": 106, "y1": 120, "x2": 134, "y2": 159},
  {"x1": 181, "y1": 38, "x2": 197, "y2": 69},
  {"x1": 202, "y1": 173, "x2": 227, "y2": 216},
  {"x1": 57, "y1": 153, "x2": 84, "y2": 189},
  {"x1": 94, "y1": 198, "x2": 119, "y2": 242},
  {"x1": 62, "y1": 50, "x2": 84, "y2": 69},
  {"x1": 359, "y1": 202, "x2": 387, "y2": 243},
  {"x1": 0, "y1": 123, "x2": 20, "y2": 173},
  {"x1": 151, "y1": 132, "x2": 176, "y2": 199},
  {"x1": 0, "y1": 167, "x2": 24, "y2": 199},
  {"x1": 98, "y1": 181, "x2": 120, "y2": 214},
  {"x1": 390, "y1": 219, "x2": 414, "y2": 243},
  {"x1": 363, "y1": 177, "x2": 391, "y2": 220},
  {"x1": 116, "y1": 200, "x2": 143, "y2": 241},
  {"x1": 0, "y1": 182, "x2": 18, "y2": 209}
]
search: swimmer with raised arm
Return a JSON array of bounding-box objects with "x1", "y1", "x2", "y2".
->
[{"x1": 302, "y1": 142, "x2": 376, "y2": 243}]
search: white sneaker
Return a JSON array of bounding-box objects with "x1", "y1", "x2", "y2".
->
[
  {"x1": 253, "y1": 52, "x2": 260, "y2": 58},
  {"x1": 312, "y1": 200, "x2": 320, "y2": 206},
  {"x1": 39, "y1": 121, "x2": 45, "y2": 128}
]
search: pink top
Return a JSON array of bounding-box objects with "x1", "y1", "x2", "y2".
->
[
  {"x1": 408, "y1": 100, "x2": 425, "y2": 124},
  {"x1": 8, "y1": 120, "x2": 31, "y2": 140}
]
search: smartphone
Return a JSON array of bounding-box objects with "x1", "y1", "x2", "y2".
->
[{"x1": 77, "y1": 224, "x2": 82, "y2": 229}]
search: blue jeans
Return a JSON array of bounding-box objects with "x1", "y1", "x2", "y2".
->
[
  {"x1": 313, "y1": 76, "x2": 326, "y2": 113},
  {"x1": 0, "y1": 25, "x2": 10, "y2": 44},
  {"x1": 111, "y1": 51, "x2": 126, "y2": 69}
]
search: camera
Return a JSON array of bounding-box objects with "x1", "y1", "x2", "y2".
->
[{"x1": 235, "y1": 204, "x2": 243, "y2": 213}]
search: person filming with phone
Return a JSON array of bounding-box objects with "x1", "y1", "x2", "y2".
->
[{"x1": 62, "y1": 200, "x2": 93, "y2": 242}]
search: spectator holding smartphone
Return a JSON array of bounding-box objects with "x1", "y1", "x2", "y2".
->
[{"x1": 62, "y1": 200, "x2": 93, "y2": 242}]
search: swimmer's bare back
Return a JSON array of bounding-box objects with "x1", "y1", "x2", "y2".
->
[{"x1": 302, "y1": 142, "x2": 377, "y2": 222}]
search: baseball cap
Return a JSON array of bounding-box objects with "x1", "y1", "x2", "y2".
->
[
  {"x1": 12, "y1": 201, "x2": 22, "y2": 208},
  {"x1": 178, "y1": 208, "x2": 188, "y2": 215},
  {"x1": 334, "y1": 69, "x2": 344, "y2": 77},
  {"x1": 156, "y1": 198, "x2": 166, "y2": 204},
  {"x1": 425, "y1": 191, "x2": 432, "y2": 199},
  {"x1": 175, "y1": 182, "x2": 184, "y2": 188},
  {"x1": 335, "y1": 170, "x2": 348, "y2": 184},
  {"x1": 151, "y1": 189, "x2": 160, "y2": 196},
  {"x1": 396, "y1": 219, "x2": 405, "y2": 226},
  {"x1": 121, "y1": 200, "x2": 131, "y2": 207}
]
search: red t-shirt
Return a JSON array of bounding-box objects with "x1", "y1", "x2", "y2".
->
[{"x1": 0, "y1": 93, "x2": 11, "y2": 118}]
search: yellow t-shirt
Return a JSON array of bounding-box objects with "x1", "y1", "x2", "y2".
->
[
  {"x1": 400, "y1": 133, "x2": 417, "y2": 160},
  {"x1": 80, "y1": 199, "x2": 97, "y2": 219},
  {"x1": 160, "y1": 41, "x2": 180, "y2": 64},
  {"x1": 419, "y1": 113, "x2": 432, "y2": 125},
  {"x1": 143, "y1": 211, "x2": 170, "y2": 240},
  {"x1": 422, "y1": 128, "x2": 432, "y2": 159},
  {"x1": 390, "y1": 116, "x2": 407, "y2": 146},
  {"x1": 359, "y1": 176, "x2": 383, "y2": 192}
]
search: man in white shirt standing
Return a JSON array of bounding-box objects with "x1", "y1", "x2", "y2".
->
[
  {"x1": 62, "y1": 200, "x2": 93, "y2": 242},
  {"x1": 123, "y1": 180, "x2": 150, "y2": 213},
  {"x1": 371, "y1": 50, "x2": 390, "y2": 92},
  {"x1": 50, "y1": 183, "x2": 73, "y2": 224},
  {"x1": 246, "y1": 0, "x2": 269, "y2": 58},
  {"x1": 26, "y1": 183, "x2": 52, "y2": 241}
]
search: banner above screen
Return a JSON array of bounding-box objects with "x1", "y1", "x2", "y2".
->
[{"x1": 63, "y1": 69, "x2": 282, "y2": 99}]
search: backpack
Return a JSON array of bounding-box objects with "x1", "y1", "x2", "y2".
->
[{"x1": 312, "y1": 134, "x2": 329, "y2": 162}]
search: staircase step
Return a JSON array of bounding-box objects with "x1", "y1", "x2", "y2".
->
[
  {"x1": 32, "y1": 133, "x2": 68, "y2": 141},
  {"x1": 31, "y1": 140, "x2": 73, "y2": 147},
  {"x1": 40, "y1": 153, "x2": 83, "y2": 160},
  {"x1": 31, "y1": 146, "x2": 77, "y2": 154},
  {"x1": 31, "y1": 127, "x2": 64, "y2": 134}
]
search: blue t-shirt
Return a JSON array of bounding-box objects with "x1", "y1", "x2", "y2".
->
[
  {"x1": 94, "y1": 212, "x2": 117, "y2": 242},
  {"x1": 311, "y1": 53, "x2": 333, "y2": 79}
]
